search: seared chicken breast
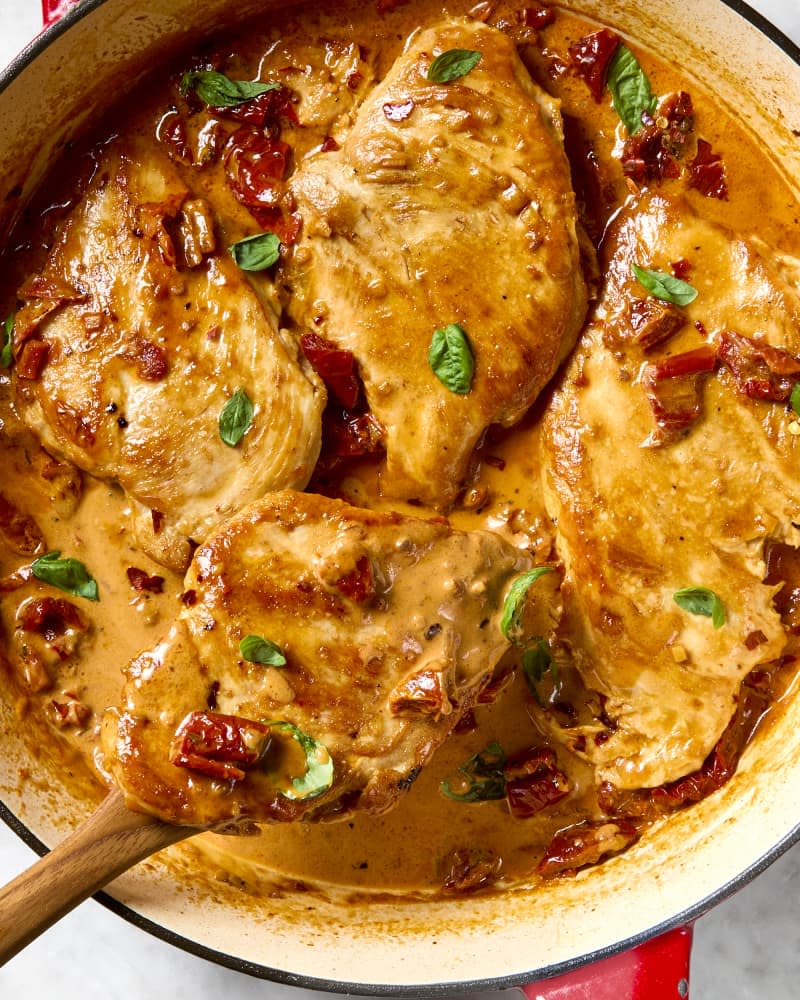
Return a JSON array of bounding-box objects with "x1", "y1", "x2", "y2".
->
[
  {"x1": 542, "y1": 192, "x2": 800, "y2": 788},
  {"x1": 101, "y1": 490, "x2": 531, "y2": 828},
  {"x1": 286, "y1": 18, "x2": 588, "y2": 507},
  {"x1": 12, "y1": 143, "x2": 324, "y2": 569}
]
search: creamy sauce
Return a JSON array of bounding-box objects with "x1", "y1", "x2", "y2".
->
[{"x1": 1, "y1": 0, "x2": 799, "y2": 897}]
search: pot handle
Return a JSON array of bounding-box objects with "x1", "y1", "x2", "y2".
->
[
  {"x1": 520, "y1": 926, "x2": 692, "y2": 1000},
  {"x1": 41, "y1": 0, "x2": 82, "y2": 28}
]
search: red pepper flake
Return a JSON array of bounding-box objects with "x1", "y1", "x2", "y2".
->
[
  {"x1": 483, "y1": 454, "x2": 506, "y2": 471},
  {"x1": 16, "y1": 339, "x2": 51, "y2": 380},
  {"x1": 127, "y1": 566, "x2": 166, "y2": 594},
  {"x1": 151, "y1": 508, "x2": 164, "y2": 535},
  {"x1": 718, "y1": 330, "x2": 800, "y2": 402},
  {"x1": 689, "y1": 139, "x2": 728, "y2": 200},
  {"x1": 504, "y1": 746, "x2": 570, "y2": 819},
  {"x1": 346, "y1": 71, "x2": 364, "y2": 91},
  {"x1": 170, "y1": 710, "x2": 272, "y2": 782},
  {"x1": 568, "y1": 28, "x2": 620, "y2": 102},
  {"x1": 383, "y1": 99, "x2": 415, "y2": 122},
  {"x1": 519, "y1": 4, "x2": 556, "y2": 29},
  {"x1": 181, "y1": 588, "x2": 198, "y2": 606},
  {"x1": 335, "y1": 554, "x2": 376, "y2": 603},
  {"x1": 320, "y1": 135, "x2": 339, "y2": 152},
  {"x1": 641, "y1": 345, "x2": 718, "y2": 445}
]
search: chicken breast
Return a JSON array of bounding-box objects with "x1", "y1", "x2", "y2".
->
[
  {"x1": 541, "y1": 192, "x2": 800, "y2": 788},
  {"x1": 12, "y1": 141, "x2": 324, "y2": 569},
  {"x1": 285, "y1": 18, "x2": 588, "y2": 508},
  {"x1": 101, "y1": 490, "x2": 532, "y2": 828}
]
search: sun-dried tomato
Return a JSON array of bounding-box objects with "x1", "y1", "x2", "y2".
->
[
  {"x1": 135, "y1": 340, "x2": 169, "y2": 381},
  {"x1": 334, "y1": 554, "x2": 376, "y2": 603},
  {"x1": 441, "y1": 847, "x2": 501, "y2": 893},
  {"x1": 623, "y1": 298, "x2": 687, "y2": 351},
  {"x1": 390, "y1": 669, "x2": 451, "y2": 717},
  {"x1": 568, "y1": 28, "x2": 620, "y2": 102},
  {"x1": 519, "y1": 4, "x2": 555, "y2": 29},
  {"x1": 641, "y1": 345, "x2": 718, "y2": 444},
  {"x1": 170, "y1": 710, "x2": 272, "y2": 782},
  {"x1": 689, "y1": 138, "x2": 728, "y2": 200},
  {"x1": 225, "y1": 128, "x2": 289, "y2": 205},
  {"x1": 504, "y1": 746, "x2": 570, "y2": 818},
  {"x1": 19, "y1": 596, "x2": 87, "y2": 640},
  {"x1": 621, "y1": 91, "x2": 694, "y2": 185},
  {"x1": 538, "y1": 818, "x2": 640, "y2": 877},
  {"x1": 322, "y1": 408, "x2": 385, "y2": 459},
  {"x1": 210, "y1": 84, "x2": 299, "y2": 129},
  {"x1": 718, "y1": 330, "x2": 800, "y2": 402},
  {"x1": 300, "y1": 333, "x2": 361, "y2": 410}
]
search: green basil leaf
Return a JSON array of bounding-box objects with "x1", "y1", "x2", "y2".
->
[
  {"x1": 673, "y1": 586, "x2": 725, "y2": 629},
  {"x1": 522, "y1": 638, "x2": 555, "y2": 689},
  {"x1": 607, "y1": 45, "x2": 656, "y2": 135},
  {"x1": 440, "y1": 742, "x2": 506, "y2": 802},
  {"x1": 229, "y1": 232, "x2": 281, "y2": 271},
  {"x1": 632, "y1": 264, "x2": 698, "y2": 306},
  {"x1": 1, "y1": 314, "x2": 13, "y2": 368},
  {"x1": 427, "y1": 49, "x2": 482, "y2": 83},
  {"x1": 31, "y1": 551, "x2": 99, "y2": 601},
  {"x1": 268, "y1": 721, "x2": 334, "y2": 799},
  {"x1": 790, "y1": 382, "x2": 800, "y2": 416},
  {"x1": 239, "y1": 634, "x2": 286, "y2": 666},
  {"x1": 428, "y1": 323, "x2": 475, "y2": 395},
  {"x1": 219, "y1": 388, "x2": 254, "y2": 447},
  {"x1": 180, "y1": 70, "x2": 279, "y2": 107},
  {"x1": 500, "y1": 567, "x2": 554, "y2": 641}
]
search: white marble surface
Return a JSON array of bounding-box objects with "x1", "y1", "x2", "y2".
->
[{"x1": 0, "y1": 1, "x2": 799, "y2": 997}]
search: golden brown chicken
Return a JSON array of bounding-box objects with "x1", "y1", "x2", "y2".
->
[
  {"x1": 11, "y1": 142, "x2": 324, "y2": 570},
  {"x1": 541, "y1": 192, "x2": 800, "y2": 789},
  {"x1": 101, "y1": 490, "x2": 533, "y2": 828},
  {"x1": 285, "y1": 18, "x2": 588, "y2": 508}
]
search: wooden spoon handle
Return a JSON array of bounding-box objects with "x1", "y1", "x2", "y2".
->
[{"x1": 0, "y1": 790, "x2": 189, "y2": 965}]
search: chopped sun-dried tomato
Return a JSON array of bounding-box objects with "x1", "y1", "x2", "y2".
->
[
  {"x1": 20, "y1": 596, "x2": 87, "y2": 640},
  {"x1": 568, "y1": 28, "x2": 620, "y2": 103},
  {"x1": 390, "y1": 668, "x2": 451, "y2": 717},
  {"x1": 689, "y1": 138, "x2": 728, "y2": 200},
  {"x1": 300, "y1": 332, "x2": 361, "y2": 409},
  {"x1": 641, "y1": 345, "x2": 718, "y2": 445},
  {"x1": 504, "y1": 746, "x2": 570, "y2": 818},
  {"x1": 322, "y1": 408, "x2": 385, "y2": 459},
  {"x1": 136, "y1": 340, "x2": 169, "y2": 381},
  {"x1": 127, "y1": 566, "x2": 166, "y2": 594},
  {"x1": 538, "y1": 818, "x2": 640, "y2": 877},
  {"x1": 623, "y1": 298, "x2": 687, "y2": 351},
  {"x1": 334, "y1": 554, "x2": 376, "y2": 603},
  {"x1": 210, "y1": 84, "x2": 299, "y2": 129},
  {"x1": 170, "y1": 710, "x2": 272, "y2": 782},
  {"x1": 519, "y1": 4, "x2": 556, "y2": 29},
  {"x1": 718, "y1": 330, "x2": 800, "y2": 402},
  {"x1": 621, "y1": 91, "x2": 694, "y2": 186}
]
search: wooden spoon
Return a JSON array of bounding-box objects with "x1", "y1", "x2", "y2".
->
[{"x1": 0, "y1": 791, "x2": 194, "y2": 965}]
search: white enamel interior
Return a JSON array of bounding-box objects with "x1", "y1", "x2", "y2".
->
[{"x1": 1, "y1": 0, "x2": 799, "y2": 990}]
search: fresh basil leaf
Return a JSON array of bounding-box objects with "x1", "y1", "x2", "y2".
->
[
  {"x1": 632, "y1": 264, "x2": 698, "y2": 306},
  {"x1": 440, "y1": 742, "x2": 506, "y2": 803},
  {"x1": 500, "y1": 567, "x2": 554, "y2": 641},
  {"x1": 229, "y1": 232, "x2": 281, "y2": 271},
  {"x1": 1, "y1": 314, "x2": 13, "y2": 368},
  {"x1": 180, "y1": 70, "x2": 279, "y2": 107},
  {"x1": 428, "y1": 323, "x2": 474, "y2": 395},
  {"x1": 268, "y1": 721, "x2": 334, "y2": 799},
  {"x1": 673, "y1": 586, "x2": 725, "y2": 629},
  {"x1": 522, "y1": 638, "x2": 555, "y2": 689},
  {"x1": 427, "y1": 49, "x2": 482, "y2": 83},
  {"x1": 607, "y1": 45, "x2": 656, "y2": 135},
  {"x1": 790, "y1": 382, "x2": 800, "y2": 417},
  {"x1": 239, "y1": 634, "x2": 286, "y2": 667},
  {"x1": 219, "y1": 388, "x2": 254, "y2": 447},
  {"x1": 31, "y1": 551, "x2": 99, "y2": 601}
]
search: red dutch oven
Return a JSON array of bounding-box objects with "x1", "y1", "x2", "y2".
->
[{"x1": 0, "y1": 1, "x2": 798, "y2": 996}]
